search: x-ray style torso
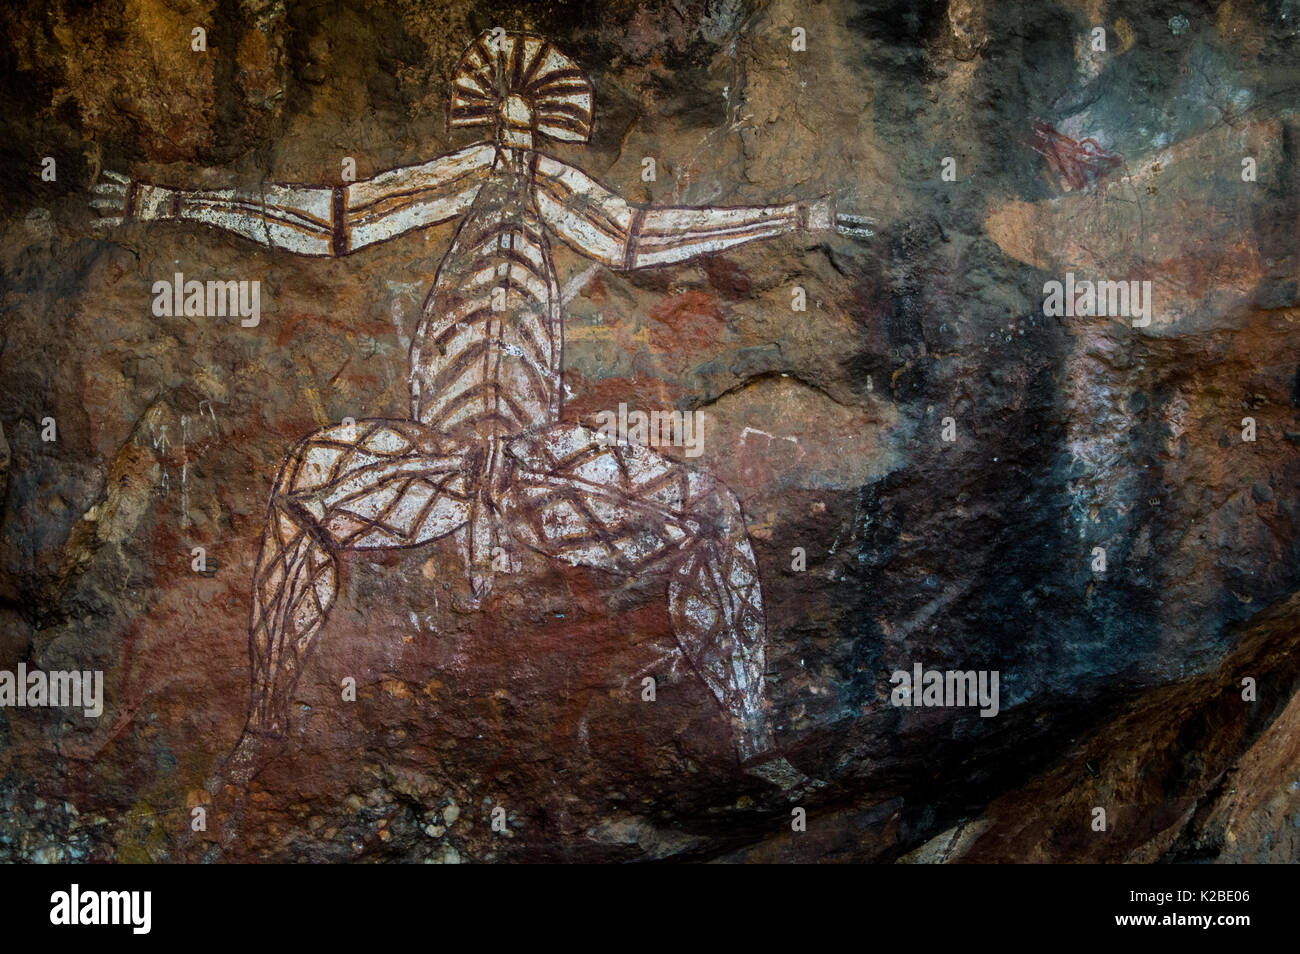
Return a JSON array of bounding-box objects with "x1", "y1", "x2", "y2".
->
[{"x1": 92, "y1": 31, "x2": 872, "y2": 783}]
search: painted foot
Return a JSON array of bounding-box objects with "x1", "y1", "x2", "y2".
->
[{"x1": 206, "y1": 730, "x2": 284, "y2": 796}]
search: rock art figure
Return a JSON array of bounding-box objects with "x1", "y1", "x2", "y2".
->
[
  {"x1": 1029, "y1": 120, "x2": 1124, "y2": 192},
  {"x1": 91, "y1": 30, "x2": 872, "y2": 783}
]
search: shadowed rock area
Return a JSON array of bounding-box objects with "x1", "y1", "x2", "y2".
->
[{"x1": 0, "y1": 0, "x2": 1297, "y2": 862}]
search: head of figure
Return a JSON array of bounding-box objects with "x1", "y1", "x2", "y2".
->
[{"x1": 449, "y1": 30, "x2": 594, "y2": 151}]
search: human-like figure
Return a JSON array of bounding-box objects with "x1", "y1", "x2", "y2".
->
[{"x1": 92, "y1": 30, "x2": 872, "y2": 784}]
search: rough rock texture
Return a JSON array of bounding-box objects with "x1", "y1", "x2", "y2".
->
[{"x1": 0, "y1": 0, "x2": 1297, "y2": 862}]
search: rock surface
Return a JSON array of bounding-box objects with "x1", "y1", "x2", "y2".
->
[{"x1": 0, "y1": 0, "x2": 1297, "y2": 862}]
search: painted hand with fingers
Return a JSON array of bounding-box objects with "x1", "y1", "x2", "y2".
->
[
  {"x1": 803, "y1": 194, "x2": 875, "y2": 239},
  {"x1": 832, "y1": 203, "x2": 876, "y2": 239},
  {"x1": 89, "y1": 169, "x2": 130, "y2": 227}
]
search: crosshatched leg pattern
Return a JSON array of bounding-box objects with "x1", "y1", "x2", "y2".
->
[
  {"x1": 245, "y1": 419, "x2": 471, "y2": 734},
  {"x1": 243, "y1": 418, "x2": 775, "y2": 763},
  {"x1": 504, "y1": 423, "x2": 773, "y2": 760}
]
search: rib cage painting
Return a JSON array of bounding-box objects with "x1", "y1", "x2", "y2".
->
[
  {"x1": 93, "y1": 29, "x2": 869, "y2": 792},
  {"x1": 3, "y1": 0, "x2": 1300, "y2": 871}
]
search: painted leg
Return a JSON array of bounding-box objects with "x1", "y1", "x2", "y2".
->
[
  {"x1": 665, "y1": 473, "x2": 772, "y2": 763},
  {"x1": 221, "y1": 418, "x2": 472, "y2": 788},
  {"x1": 245, "y1": 486, "x2": 336, "y2": 738},
  {"x1": 504, "y1": 423, "x2": 778, "y2": 765}
]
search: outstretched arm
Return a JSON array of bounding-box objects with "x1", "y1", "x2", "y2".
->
[
  {"x1": 90, "y1": 143, "x2": 496, "y2": 256},
  {"x1": 533, "y1": 155, "x2": 872, "y2": 269}
]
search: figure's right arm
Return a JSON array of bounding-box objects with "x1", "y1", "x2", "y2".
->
[{"x1": 90, "y1": 143, "x2": 495, "y2": 256}]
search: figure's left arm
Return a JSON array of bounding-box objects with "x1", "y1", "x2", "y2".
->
[{"x1": 533, "y1": 155, "x2": 872, "y2": 269}]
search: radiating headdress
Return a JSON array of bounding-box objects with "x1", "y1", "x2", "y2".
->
[{"x1": 449, "y1": 30, "x2": 594, "y2": 144}]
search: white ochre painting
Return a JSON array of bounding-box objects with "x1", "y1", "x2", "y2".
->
[{"x1": 91, "y1": 31, "x2": 871, "y2": 783}]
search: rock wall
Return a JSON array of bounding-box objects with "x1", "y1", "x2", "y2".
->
[{"x1": 0, "y1": 0, "x2": 1297, "y2": 862}]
